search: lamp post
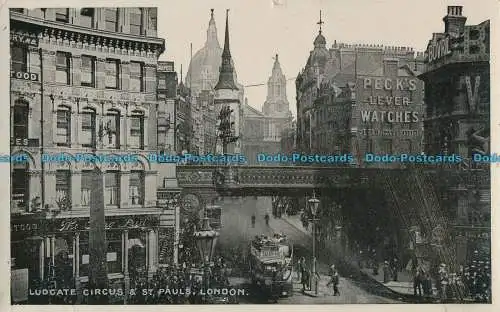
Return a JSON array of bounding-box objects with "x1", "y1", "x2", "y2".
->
[
  {"x1": 193, "y1": 209, "x2": 220, "y2": 290},
  {"x1": 308, "y1": 191, "x2": 320, "y2": 295}
]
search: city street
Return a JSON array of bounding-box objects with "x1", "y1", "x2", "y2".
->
[{"x1": 217, "y1": 196, "x2": 400, "y2": 304}]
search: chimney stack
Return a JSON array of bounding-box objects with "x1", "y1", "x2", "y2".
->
[{"x1": 443, "y1": 6, "x2": 467, "y2": 37}]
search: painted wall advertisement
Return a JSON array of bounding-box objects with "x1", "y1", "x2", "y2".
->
[{"x1": 357, "y1": 76, "x2": 424, "y2": 138}]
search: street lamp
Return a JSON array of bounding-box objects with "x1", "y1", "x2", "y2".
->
[
  {"x1": 193, "y1": 210, "x2": 220, "y2": 289},
  {"x1": 308, "y1": 190, "x2": 320, "y2": 295}
]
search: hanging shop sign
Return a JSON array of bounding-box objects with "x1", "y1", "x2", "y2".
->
[{"x1": 11, "y1": 71, "x2": 39, "y2": 82}]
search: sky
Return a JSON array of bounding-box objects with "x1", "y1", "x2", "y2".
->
[{"x1": 156, "y1": 0, "x2": 495, "y2": 118}]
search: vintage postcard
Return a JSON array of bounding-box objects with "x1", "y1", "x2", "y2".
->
[{"x1": 2, "y1": 0, "x2": 497, "y2": 307}]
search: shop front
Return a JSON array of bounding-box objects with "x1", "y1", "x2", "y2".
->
[{"x1": 11, "y1": 214, "x2": 160, "y2": 304}]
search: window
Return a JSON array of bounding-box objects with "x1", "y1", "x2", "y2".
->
[
  {"x1": 56, "y1": 170, "x2": 71, "y2": 208},
  {"x1": 129, "y1": 62, "x2": 144, "y2": 92},
  {"x1": 469, "y1": 29, "x2": 480, "y2": 41},
  {"x1": 81, "y1": 170, "x2": 92, "y2": 206},
  {"x1": 11, "y1": 168, "x2": 28, "y2": 209},
  {"x1": 157, "y1": 117, "x2": 169, "y2": 151},
  {"x1": 381, "y1": 139, "x2": 392, "y2": 154},
  {"x1": 81, "y1": 109, "x2": 96, "y2": 147},
  {"x1": 12, "y1": 102, "x2": 29, "y2": 144},
  {"x1": 157, "y1": 72, "x2": 167, "y2": 90},
  {"x1": 105, "y1": 8, "x2": 119, "y2": 32},
  {"x1": 11, "y1": 45, "x2": 28, "y2": 72},
  {"x1": 469, "y1": 45, "x2": 480, "y2": 54},
  {"x1": 105, "y1": 172, "x2": 120, "y2": 206},
  {"x1": 80, "y1": 8, "x2": 94, "y2": 28},
  {"x1": 105, "y1": 59, "x2": 119, "y2": 89},
  {"x1": 10, "y1": 9, "x2": 24, "y2": 13},
  {"x1": 55, "y1": 8, "x2": 69, "y2": 23},
  {"x1": 129, "y1": 8, "x2": 144, "y2": 36},
  {"x1": 81, "y1": 55, "x2": 95, "y2": 87},
  {"x1": 56, "y1": 52, "x2": 71, "y2": 85},
  {"x1": 56, "y1": 108, "x2": 71, "y2": 146},
  {"x1": 103, "y1": 110, "x2": 120, "y2": 148},
  {"x1": 150, "y1": 9, "x2": 157, "y2": 31},
  {"x1": 130, "y1": 113, "x2": 144, "y2": 149},
  {"x1": 129, "y1": 171, "x2": 144, "y2": 205}
]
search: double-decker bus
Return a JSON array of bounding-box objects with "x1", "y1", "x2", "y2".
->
[{"x1": 248, "y1": 234, "x2": 293, "y2": 299}]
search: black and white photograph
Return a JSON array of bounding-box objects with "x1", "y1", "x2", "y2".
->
[{"x1": 7, "y1": 0, "x2": 493, "y2": 305}]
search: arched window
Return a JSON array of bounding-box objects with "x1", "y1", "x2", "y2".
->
[
  {"x1": 81, "y1": 108, "x2": 96, "y2": 148},
  {"x1": 130, "y1": 111, "x2": 144, "y2": 149},
  {"x1": 104, "y1": 109, "x2": 120, "y2": 148},
  {"x1": 129, "y1": 8, "x2": 144, "y2": 36},
  {"x1": 56, "y1": 106, "x2": 71, "y2": 146},
  {"x1": 12, "y1": 100, "x2": 29, "y2": 146}
]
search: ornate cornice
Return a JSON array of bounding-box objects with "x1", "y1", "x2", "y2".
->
[{"x1": 10, "y1": 13, "x2": 165, "y2": 57}]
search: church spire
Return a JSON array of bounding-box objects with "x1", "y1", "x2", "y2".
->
[
  {"x1": 214, "y1": 9, "x2": 238, "y2": 90},
  {"x1": 206, "y1": 8, "x2": 219, "y2": 47}
]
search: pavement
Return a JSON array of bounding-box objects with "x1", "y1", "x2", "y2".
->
[
  {"x1": 281, "y1": 214, "x2": 429, "y2": 296},
  {"x1": 218, "y1": 197, "x2": 399, "y2": 303}
]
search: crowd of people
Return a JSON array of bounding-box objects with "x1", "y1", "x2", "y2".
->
[{"x1": 130, "y1": 257, "x2": 232, "y2": 304}]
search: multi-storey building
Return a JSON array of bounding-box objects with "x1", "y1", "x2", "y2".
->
[
  {"x1": 174, "y1": 79, "x2": 194, "y2": 154},
  {"x1": 295, "y1": 20, "x2": 425, "y2": 165},
  {"x1": 156, "y1": 61, "x2": 182, "y2": 267},
  {"x1": 10, "y1": 7, "x2": 165, "y2": 302},
  {"x1": 280, "y1": 120, "x2": 297, "y2": 154},
  {"x1": 419, "y1": 6, "x2": 490, "y2": 266},
  {"x1": 242, "y1": 55, "x2": 293, "y2": 164}
]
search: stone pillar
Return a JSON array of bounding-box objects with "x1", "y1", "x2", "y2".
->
[
  {"x1": 123, "y1": 230, "x2": 130, "y2": 303},
  {"x1": 39, "y1": 239, "x2": 45, "y2": 280},
  {"x1": 120, "y1": 171, "x2": 130, "y2": 208},
  {"x1": 73, "y1": 232, "x2": 82, "y2": 302},
  {"x1": 144, "y1": 172, "x2": 157, "y2": 207},
  {"x1": 145, "y1": 230, "x2": 151, "y2": 279},
  {"x1": 50, "y1": 235, "x2": 56, "y2": 279},
  {"x1": 147, "y1": 229, "x2": 156, "y2": 279},
  {"x1": 45, "y1": 171, "x2": 57, "y2": 209},
  {"x1": 96, "y1": 58, "x2": 106, "y2": 90},
  {"x1": 71, "y1": 172, "x2": 82, "y2": 210}
]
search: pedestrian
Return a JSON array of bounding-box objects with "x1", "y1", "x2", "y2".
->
[
  {"x1": 265, "y1": 213, "x2": 270, "y2": 226},
  {"x1": 301, "y1": 268, "x2": 310, "y2": 291},
  {"x1": 383, "y1": 261, "x2": 391, "y2": 283},
  {"x1": 438, "y1": 263, "x2": 449, "y2": 301},
  {"x1": 296, "y1": 257, "x2": 303, "y2": 281},
  {"x1": 251, "y1": 214, "x2": 256, "y2": 228},
  {"x1": 413, "y1": 268, "x2": 423, "y2": 296},
  {"x1": 327, "y1": 264, "x2": 340, "y2": 296},
  {"x1": 392, "y1": 257, "x2": 399, "y2": 281},
  {"x1": 423, "y1": 271, "x2": 432, "y2": 296}
]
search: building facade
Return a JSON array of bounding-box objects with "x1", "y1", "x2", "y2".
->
[
  {"x1": 156, "y1": 61, "x2": 182, "y2": 267},
  {"x1": 295, "y1": 23, "x2": 425, "y2": 165},
  {"x1": 242, "y1": 55, "x2": 293, "y2": 164},
  {"x1": 185, "y1": 9, "x2": 244, "y2": 155},
  {"x1": 10, "y1": 7, "x2": 165, "y2": 302},
  {"x1": 419, "y1": 6, "x2": 490, "y2": 267}
]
